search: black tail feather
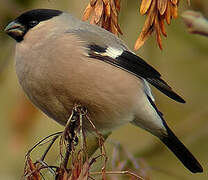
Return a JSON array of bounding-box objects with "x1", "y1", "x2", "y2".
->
[
  {"x1": 160, "y1": 125, "x2": 203, "y2": 173},
  {"x1": 146, "y1": 95, "x2": 203, "y2": 173}
]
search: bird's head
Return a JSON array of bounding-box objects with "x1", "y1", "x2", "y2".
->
[{"x1": 5, "y1": 9, "x2": 62, "y2": 42}]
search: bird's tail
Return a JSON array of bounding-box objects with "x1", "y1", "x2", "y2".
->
[{"x1": 160, "y1": 123, "x2": 203, "y2": 173}]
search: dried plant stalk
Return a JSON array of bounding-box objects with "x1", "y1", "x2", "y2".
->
[{"x1": 21, "y1": 104, "x2": 147, "y2": 179}]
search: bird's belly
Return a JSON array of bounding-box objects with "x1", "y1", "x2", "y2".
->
[{"x1": 19, "y1": 76, "x2": 138, "y2": 133}]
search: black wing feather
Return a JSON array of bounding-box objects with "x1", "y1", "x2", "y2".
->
[
  {"x1": 118, "y1": 51, "x2": 185, "y2": 103},
  {"x1": 88, "y1": 46, "x2": 185, "y2": 103}
]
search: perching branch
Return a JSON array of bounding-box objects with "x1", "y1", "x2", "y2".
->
[{"x1": 181, "y1": 10, "x2": 208, "y2": 37}]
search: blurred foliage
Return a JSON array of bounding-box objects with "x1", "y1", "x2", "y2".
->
[{"x1": 0, "y1": 0, "x2": 208, "y2": 179}]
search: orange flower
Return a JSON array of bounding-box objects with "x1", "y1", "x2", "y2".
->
[
  {"x1": 135, "y1": 0, "x2": 179, "y2": 50},
  {"x1": 83, "y1": 0, "x2": 122, "y2": 35}
]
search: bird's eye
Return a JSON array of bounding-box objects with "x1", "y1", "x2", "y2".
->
[{"x1": 29, "y1": 20, "x2": 39, "y2": 28}]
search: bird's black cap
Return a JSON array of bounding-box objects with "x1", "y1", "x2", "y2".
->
[
  {"x1": 15, "y1": 9, "x2": 62, "y2": 26},
  {"x1": 5, "y1": 9, "x2": 62, "y2": 42}
]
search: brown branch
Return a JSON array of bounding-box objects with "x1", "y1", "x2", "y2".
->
[
  {"x1": 90, "y1": 170, "x2": 144, "y2": 180},
  {"x1": 181, "y1": 10, "x2": 208, "y2": 37}
]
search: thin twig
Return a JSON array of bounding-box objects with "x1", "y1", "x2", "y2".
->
[
  {"x1": 26, "y1": 131, "x2": 62, "y2": 156},
  {"x1": 62, "y1": 147, "x2": 70, "y2": 170},
  {"x1": 90, "y1": 170, "x2": 144, "y2": 180},
  {"x1": 84, "y1": 113, "x2": 108, "y2": 179},
  {"x1": 40, "y1": 135, "x2": 59, "y2": 162},
  {"x1": 36, "y1": 160, "x2": 56, "y2": 175},
  {"x1": 60, "y1": 105, "x2": 82, "y2": 169},
  {"x1": 79, "y1": 108, "x2": 84, "y2": 167}
]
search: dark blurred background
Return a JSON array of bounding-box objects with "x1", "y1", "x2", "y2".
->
[{"x1": 0, "y1": 0, "x2": 207, "y2": 179}]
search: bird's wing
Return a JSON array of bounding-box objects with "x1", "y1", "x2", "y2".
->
[{"x1": 66, "y1": 30, "x2": 185, "y2": 103}]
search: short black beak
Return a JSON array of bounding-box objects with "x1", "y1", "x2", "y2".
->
[{"x1": 5, "y1": 21, "x2": 25, "y2": 42}]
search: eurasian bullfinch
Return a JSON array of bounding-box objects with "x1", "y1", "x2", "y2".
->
[{"x1": 5, "y1": 9, "x2": 203, "y2": 173}]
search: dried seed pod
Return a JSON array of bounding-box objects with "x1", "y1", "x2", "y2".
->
[
  {"x1": 135, "y1": 0, "x2": 180, "y2": 50},
  {"x1": 140, "y1": 0, "x2": 152, "y2": 15},
  {"x1": 83, "y1": 0, "x2": 122, "y2": 36}
]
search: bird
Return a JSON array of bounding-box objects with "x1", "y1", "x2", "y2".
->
[{"x1": 5, "y1": 9, "x2": 203, "y2": 173}]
